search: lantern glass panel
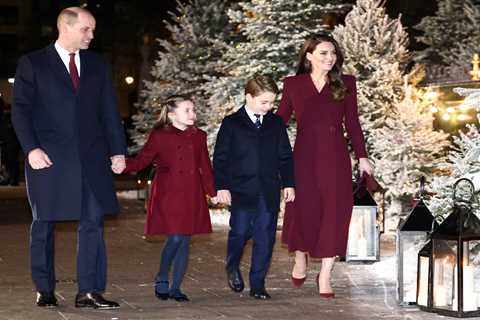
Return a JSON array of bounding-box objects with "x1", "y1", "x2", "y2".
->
[
  {"x1": 398, "y1": 232, "x2": 428, "y2": 303},
  {"x1": 418, "y1": 255, "x2": 430, "y2": 307},
  {"x1": 347, "y1": 206, "x2": 377, "y2": 258},
  {"x1": 432, "y1": 240, "x2": 456, "y2": 310},
  {"x1": 452, "y1": 241, "x2": 480, "y2": 312}
]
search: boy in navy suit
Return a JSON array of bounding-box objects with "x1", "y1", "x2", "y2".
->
[{"x1": 213, "y1": 75, "x2": 295, "y2": 299}]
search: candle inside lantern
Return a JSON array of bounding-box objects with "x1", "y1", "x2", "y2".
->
[
  {"x1": 418, "y1": 256, "x2": 429, "y2": 306},
  {"x1": 453, "y1": 264, "x2": 478, "y2": 311},
  {"x1": 356, "y1": 215, "x2": 368, "y2": 257},
  {"x1": 357, "y1": 236, "x2": 368, "y2": 257},
  {"x1": 434, "y1": 259, "x2": 448, "y2": 306}
]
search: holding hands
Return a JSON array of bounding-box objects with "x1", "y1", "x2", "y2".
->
[
  {"x1": 283, "y1": 187, "x2": 295, "y2": 202},
  {"x1": 216, "y1": 190, "x2": 232, "y2": 206},
  {"x1": 111, "y1": 155, "x2": 126, "y2": 174}
]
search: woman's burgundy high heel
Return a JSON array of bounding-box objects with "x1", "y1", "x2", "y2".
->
[
  {"x1": 291, "y1": 255, "x2": 308, "y2": 288},
  {"x1": 291, "y1": 275, "x2": 307, "y2": 288},
  {"x1": 316, "y1": 273, "x2": 335, "y2": 298}
]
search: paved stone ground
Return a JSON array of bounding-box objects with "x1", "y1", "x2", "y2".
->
[{"x1": 0, "y1": 190, "x2": 464, "y2": 320}]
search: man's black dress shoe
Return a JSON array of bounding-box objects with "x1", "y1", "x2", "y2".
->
[
  {"x1": 227, "y1": 269, "x2": 244, "y2": 292},
  {"x1": 36, "y1": 291, "x2": 57, "y2": 307},
  {"x1": 75, "y1": 292, "x2": 120, "y2": 309},
  {"x1": 169, "y1": 290, "x2": 190, "y2": 302},
  {"x1": 249, "y1": 288, "x2": 271, "y2": 300}
]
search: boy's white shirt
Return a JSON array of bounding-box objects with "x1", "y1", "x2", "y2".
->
[{"x1": 244, "y1": 105, "x2": 264, "y2": 124}]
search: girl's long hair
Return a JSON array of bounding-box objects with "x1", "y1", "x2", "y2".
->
[
  {"x1": 296, "y1": 34, "x2": 347, "y2": 101},
  {"x1": 154, "y1": 95, "x2": 192, "y2": 128}
]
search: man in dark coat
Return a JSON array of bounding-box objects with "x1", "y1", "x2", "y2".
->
[
  {"x1": 12, "y1": 7, "x2": 126, "y2": 309},
  {"x1": 213, "y1": 76, "x2": 295, "y2": 300}
]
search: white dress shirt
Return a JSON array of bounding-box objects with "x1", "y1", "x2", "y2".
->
[
  {"x1": 244, "y1": 105, "x2": 264, "y2": 125},
  {"x1": 54, "y1": 42, "x2": 81, "y2": 76}
]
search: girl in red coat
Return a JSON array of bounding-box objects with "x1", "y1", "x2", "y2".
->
[{"x1": 122, "y1": 95, "x2": 216, "y2": 302}]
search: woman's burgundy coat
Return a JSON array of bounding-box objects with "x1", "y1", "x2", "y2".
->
[
  {"x1": 277, "y1": 74, "x2": 368, "y2": 258},
  {"x1": 125, "y1": 126, "x2": 216, "y2": 235}
]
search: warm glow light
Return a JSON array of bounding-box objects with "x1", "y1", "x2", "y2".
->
[
  {"x1": 446, "y1": 107, "x2": 455, "y2": 113},
  {"x1": 430, "y1": 106, "x2": 438, "y2": 113},
  {"x1": 7, "y1": 78, "x2": 14, "y2": 84},
  {"x1": 457, "y1": 114, "x2": 471, "y2": 121},
  {"x1": 423, "y1": 89, "x2": 439, "y2": 101},
  {"x1": 442, "y1": 113, "x2": 451, "y2": 121},
  {"x1": 147, "y1": 180, "x2": 152, "y2": 185},
  {"x1": 125, "y1": 76, "x2": 134, "y2": 85},
  {"x1": 459, "y1": 103, "x2": 472, "y2": 111},
  {"x1": 137, "y1": 179, "x2": 142, "y2": 184}
]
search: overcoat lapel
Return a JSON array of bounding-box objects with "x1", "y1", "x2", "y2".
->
[
  {"x1": 46, "y1": 44, "x2": 76, "y2": 92},
  {"x1": 78, "y1": 49, "x2": 89, "y2": 93},
  {"x1": 237, "y1": 106, "x2": 258, "y2": 131}
]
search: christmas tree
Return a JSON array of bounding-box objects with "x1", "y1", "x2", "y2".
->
[
  {"x1": 371, "y1": 81, "x2": 450, "y2": 230},
  {"x1": 130, "y1": 0, "x2": 231, "y2": 150},
  {"x1": 203, "y1": 0, "x2": 350, "y2": 147},
  {"x1": 331, "y1": 0, "x2": 410, "y2": 148},
  {"x1": 414, "y1": 0, "x2": 480, "y2": 82},
  {"x1": 428, "y1": 88, "x2": 480, "y2": 220}
]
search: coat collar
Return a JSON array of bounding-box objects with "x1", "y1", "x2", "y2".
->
[
  {"x1": 235, "y1": 106, "x2": 274, "y2": 132},
  {"x1": 165, "y1": 125, "x2": 197, "y2": 136},
  {"x1": 46, "y1": 43, "x2": 89, "y2": 94}
]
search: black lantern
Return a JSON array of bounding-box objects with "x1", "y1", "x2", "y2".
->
[
  {"x1": 346, "y1": 174, "x2": 380, "y2": 262},
  {"x1": 397, "y1": 177, "x2": 438, "y2": 305},
  {"x1": 417, "y1": 178, "x2": 480, "y2": 317}
]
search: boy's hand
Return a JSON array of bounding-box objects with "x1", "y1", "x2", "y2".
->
[
  {"x1": 217, "y1": 190, "x2": 231, "y2": 206},
  {"x1": 210, "y1": 196, "x2": 219, "y2": 205},
  {"x1": 283, "y1": 187, "x2": 295, "y2": 202}
]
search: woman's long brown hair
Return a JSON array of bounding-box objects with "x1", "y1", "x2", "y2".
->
[{"x1": 296, "y1": 34, "x2": 347, "y2": 101}]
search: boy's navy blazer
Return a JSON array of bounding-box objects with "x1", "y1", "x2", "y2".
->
[
  {"x1": 12, "y1": 44, "x2": 126, "y2": 221},
  {"x1": 213, "y1": 106, "x2": 294, "y2": 212}
]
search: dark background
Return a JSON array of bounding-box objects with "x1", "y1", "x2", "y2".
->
[{"x1": 0, "y1": 0, "x2": 457, "y2": 117}]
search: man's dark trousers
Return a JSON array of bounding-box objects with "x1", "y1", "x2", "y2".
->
[{"x1": 30, "y1": 180, "x2": 107, "y2": 293}]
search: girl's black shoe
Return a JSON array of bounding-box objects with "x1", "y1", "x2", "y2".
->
[
  {"x1": 169, "y1": 289, "x2": 190, "y2": 302},
  {"x1": 155, "y1": 280, "x2": 169, "y2": 300}
]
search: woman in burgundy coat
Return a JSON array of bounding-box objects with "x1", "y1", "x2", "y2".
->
[
  {"x1": 277, "y1": 34, "x2": 374, "y2": 297},
  {"x1": 123, "y1": 95, "x2": 216, "y2": 302}
]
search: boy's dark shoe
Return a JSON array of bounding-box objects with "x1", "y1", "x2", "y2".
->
[{"x1": 249, "y1": 288, "x2": 271, "y2": 300}]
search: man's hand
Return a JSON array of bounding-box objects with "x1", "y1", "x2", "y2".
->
[
  {"x1": 28, "y1": 148, "x2": 53, "y2": 170},
  {"x1": 216, "y1": 190, "x2": 232, "y2": 206},
  {"x1": 283, "y1": 187, "x2": 295, "y2": 202},
  {"x1": 111, "y1": 155, "x2": 126, "y2": 174}
]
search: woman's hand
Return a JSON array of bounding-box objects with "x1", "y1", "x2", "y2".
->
[{"x1": 359, "y1": 158, "x2": 374, "y2": 176}]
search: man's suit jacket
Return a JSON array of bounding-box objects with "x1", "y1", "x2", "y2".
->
[
  {"x1": 213, "y1": 106, "x2": 294, "y2": 213},
  {"x1": 12, "y1": 44, "x2": 126, "y2": 221}
]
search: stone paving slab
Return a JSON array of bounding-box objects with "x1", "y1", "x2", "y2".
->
[{"x1": 0, "y1": 197, "x2": 469, "y2": 320}]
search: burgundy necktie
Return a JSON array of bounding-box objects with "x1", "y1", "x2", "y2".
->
[{"x1": 69, "y1": 52, "x2": 80, "y2": 90}]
